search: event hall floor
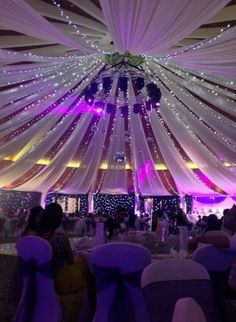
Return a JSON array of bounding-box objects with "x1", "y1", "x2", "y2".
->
[{"x1": 0, "y1": 254, "x2": 17, "y2": 322}]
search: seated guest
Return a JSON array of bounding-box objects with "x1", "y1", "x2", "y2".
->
[
  {"x1": 39, "y1": 203, "x2": 95, "y2": 322},
  {"x1": 221, "y1": 208, "x2": 233, "y2": 237},
  {"x1": 188, "y1": 205, "x2": 236, "y2": 251},
  {"x1": 8, "y1": 206, "x2": 44, "y2": 304},
  {"x1": 22, "y1": 205, "x2": 43, "y2": 236},
  {"x1": 205, "y1": 214, "x2": 221, "y2": 233},
  {"x1": 189, "y1": 205, "x2": 236, "y2": 321},
  {"x1": 189, "y1": 205, "x2": 236, "y2": 294}
]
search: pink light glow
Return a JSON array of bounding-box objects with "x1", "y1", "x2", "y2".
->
[
  {"x1": 95, "y1": 107, "x2": 103, "y2": 114},
  {"x1": 137, "y1": 160, "x2": 156, "y2": 184}
]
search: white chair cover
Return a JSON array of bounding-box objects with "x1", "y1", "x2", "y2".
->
[
  {"x1": 91, "y1": 242, "x2": 151, "y2": 322},
  {"x1": 14, "y1": 236, "x2": 61, "y2": 322},
  {"x1": 172, "y1": 297, "x2": 207, "y2": 322},
  {"x1": 141, "y1": 259, "x2": 214, "y2": 322},
  {"x1": 193, "y1": 244, "x2": 236, "y2": 321}
]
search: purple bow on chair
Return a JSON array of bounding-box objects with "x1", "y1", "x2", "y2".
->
[
  {"x1": 93, "y1": 264, "x2": 143, "y2": 322},
  {"x1": 14, "y1": 257, "x2": 52, "y2": 322}
]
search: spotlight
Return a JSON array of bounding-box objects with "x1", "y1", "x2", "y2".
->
[
  {"x1": 119, "y1": 77, "x2": 128, "y2": 92},
  {"x1": 85, "y1": 90, "x2": 94, "y2": 106},
  {"x1": 94, "y1": 101, "x2": 105, "y2": 114},
  {"x1": 133, "y1": 103, "x2": 141, "y2": 114},
  {"x1": 87, "y1": 97, "x2": 94, "y2": 106}
]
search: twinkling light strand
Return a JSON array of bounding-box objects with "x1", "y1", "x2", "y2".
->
[
  {"x1": 51, "y1": 0, "x2": 111, "y2": 54},
  {"x1": 145, "y1": 62, "x2": 236, "y2": 151},
  {"x1": 161, "y1": 24, "x2": 231, "y2": 59},
  {"x1": 0, "y1": 62, "x2": 103, "y2": 169},
  {"x1": 144, "y1": 64, "x2": 228, "y2": 194}
]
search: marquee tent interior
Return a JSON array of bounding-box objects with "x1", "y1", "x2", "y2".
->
[{"x1": 0, "y1": 0, "x2": 235, "y2": 199}]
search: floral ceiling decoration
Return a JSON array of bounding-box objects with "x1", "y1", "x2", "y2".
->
[{"x1": 0, "y1": 0, "x2": 235, "y2": 197}]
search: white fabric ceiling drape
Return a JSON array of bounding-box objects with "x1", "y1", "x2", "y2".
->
[
  {"x1": 100, "y1": 0, "x2": 230, "y2": 54},
  {"x1": 0, "y1": 0, "x2": 95, "y2": 53},
  {"x1": 0, "y1": 0, "x2": 235, "y2": 196}
]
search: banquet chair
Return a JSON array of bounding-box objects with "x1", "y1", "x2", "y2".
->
[
  {"x1": 193, "y1": 245, "x2": 236, "y2": 321},
  {"x1": 204, "y1": 230, "x2": 230, "y2": 237},
  {"x1": 172, "y1": 297, "x2": 207, "y2": 322},
  {"x1": 90, "y1": 242, "x2": 151, "y2": 322},
  {"x1": 192, "y1": 244, "x2": 236, "y2": 273},
  {"x1": 14, "y1": 236, "x2": 61, "y2": 322},
  {"x1": 141, "y1": 258, "x2": 214, "y2": 322}
]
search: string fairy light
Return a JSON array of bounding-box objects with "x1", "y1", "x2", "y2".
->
[
  {"x1": 145, "y1": 62, "x2": 236, "y2": 152},
  {"x1": 0, "y1": 189, "x2": 41, "y2": 212},
  {"x1": 161, "y1": 24, "x2": 231, "y2": 59},
  {"x1": 51, "y1": 0, "x2": 111, "y2": 54},
  {"x1": 143, "y1": 64, "x2": 230, "y2": 194},
  {"x1": 93, "y1": 194, "x2": 134, "y2": 215},
  {"x1": 0, "y1": 48, "x2": 102, "y2": 63},
  {"x1": 139, "y1": 103, "x2": 179, "y2": 195},
  {"x1": 0, "y1": 62, "x2": 104, "y2": 169},
  {"x1": 159, "y1": 60, "x2": 235, "y2": 94},
  {"x1": 0, "y1": 60, "x2": 103, "y2": 128}
]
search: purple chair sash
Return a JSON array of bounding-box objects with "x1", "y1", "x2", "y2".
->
[
  {"x1": 93, "y1": 264, "x2": 143, "y2": 322},
  {"x1": 14, "y1": 257, "x2": 52, "y2": 322}
]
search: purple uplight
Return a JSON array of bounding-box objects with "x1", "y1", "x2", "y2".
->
[
  {"x1": 137, "y1": 160, "x2": 156, "y2": 184},
  {"x1": 95, "y1": 107, "x2": 103, "y2": 114},
  {"x1": 94, "y1": 101, "x2": 105, "y2": 114}
]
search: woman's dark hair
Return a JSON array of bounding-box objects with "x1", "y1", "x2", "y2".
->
[
  {"x1": 25, "y1": 205, "x2": 43, "y2": 233},
  {"x1": 205, "y1": 214, "x2": 221, "y2": 232},
  {"x1": 39, "y1": 203, "x2": 63, "y2": 233}
]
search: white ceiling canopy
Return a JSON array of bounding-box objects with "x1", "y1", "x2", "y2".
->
[{"x1": 0, "y1": 0, "x2": 235, "y2": 196}]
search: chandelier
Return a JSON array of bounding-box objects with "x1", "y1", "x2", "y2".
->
[{"x1": 83, "y1": 52, "x2": 161, "y2": 116}]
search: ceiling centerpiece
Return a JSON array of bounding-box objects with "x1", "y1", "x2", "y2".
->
[{"x1": 83, "y1": 52, "x2": 161, "y2": 116}]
